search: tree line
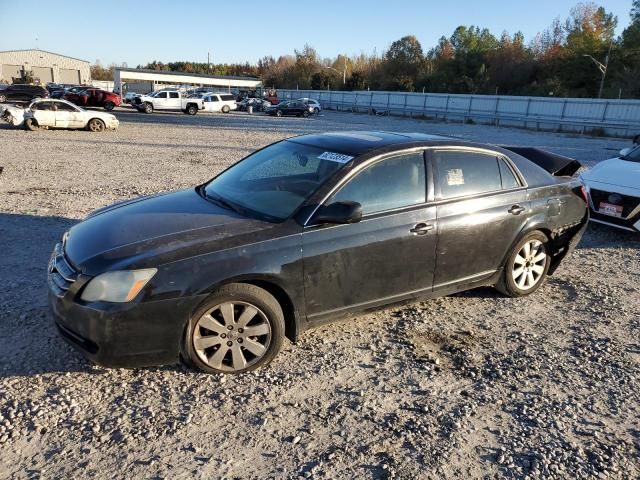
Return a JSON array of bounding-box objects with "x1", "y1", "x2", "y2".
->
[{"x1": 94, "y1": 1, "x2": 640, "y2": 98}]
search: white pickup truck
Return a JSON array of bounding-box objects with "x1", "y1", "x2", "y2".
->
[{"x1": 132, "y1": 89, "x2": 204, "y2": 115}]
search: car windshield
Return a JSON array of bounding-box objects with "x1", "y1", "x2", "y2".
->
[
  {"x1": 203, "y1": 140, "x2": 353, "y2": 222},
  {"x1": 622, "y1": 145, "x2": 640, "y2": 163}
]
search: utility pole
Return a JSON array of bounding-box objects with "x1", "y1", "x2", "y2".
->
[
  {"x1": 207, "y1": 52, "x2": 211, "y2": 74},
  {"x1": 343, "y1": 55, "x2": 346, "y2": 86},
  {"x1": 583, "y1": 42, "x2": 612, "y2": 99}
]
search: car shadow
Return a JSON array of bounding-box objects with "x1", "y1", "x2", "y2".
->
[
  {"x1": 578, "y1": 222, "x2": 640, "y2": 250},
  {"x1": 0, "y1": 213, "x2": 94, "y2": 378}
]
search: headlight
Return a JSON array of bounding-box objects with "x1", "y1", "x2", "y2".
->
[{"x1": 81, "y1": 268, "x2": 157, "y2": 303}]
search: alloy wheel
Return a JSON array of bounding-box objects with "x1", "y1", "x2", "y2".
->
[
  {"x1": 512, "y1": 239, "x2": 547, "y2": 290},
  {"x1": 192, "y1": 301, "x2": 272, "y2": 372},
  {"x1": 88, "y1": 119, "x2": 105, "y2": 132}
]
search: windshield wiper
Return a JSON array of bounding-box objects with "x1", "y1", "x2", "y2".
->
[{"x1": 204, "y1": 190, "x2": 244, "y2": 216}]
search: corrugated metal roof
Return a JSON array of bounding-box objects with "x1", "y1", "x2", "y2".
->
[
  {"x1": 116, "y1": 67, "x2": 259, "y2": 82},
  {"x1": 0, "y1": 49, "x2": 90, "y2": 64}
]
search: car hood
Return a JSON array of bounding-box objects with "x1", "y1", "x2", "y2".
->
[
  {"x1": 581, "y1": 157, "x2": 640, "y2": 190},
  {"x1": 64, "y1": 188, "x2": 278, "y2": 274}
]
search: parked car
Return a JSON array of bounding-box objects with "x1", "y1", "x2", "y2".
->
[
  {"x1": 581, "y1": 143, "x2": 640, "y2": 232},
  {"x1": 236, "y1": 97, "x2": 271, "y2": 112},
  {"x1": 123, "y1": 92, "x2": 137, "y2": 104},
  {"x1": 133, "y1": 89, "x2": 204, "y2": 114},
  {"x1": 50, "y1": 85, "x2": 85, "y2": 99},
  {"x1": 298, "y1": 98, "x2": 322, "y2": 113},
  {"x1": 2, "y1": 99, "x2": 118, "y2": 131},
  {"x1": 64, "y1": 88, "x2": 121, "y2": 111},
  {"x1": 0, "y1": 84, "x2": 49, "y2": 103},
  {"x1": 48, "y1": 131, "x2": 587, "y2": 374},
  {"x1": 199, "y1": 93, "x2": 237, "y2": 113},
  {"x1": 265, "y1": 100, "x2": 315, "y2": 117}
]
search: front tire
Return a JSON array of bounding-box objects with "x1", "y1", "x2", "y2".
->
[
  {"x1": 104, "y1": 101, "x2": 115, "y2": 111},
  {"x1": 87, "y1": 118, "x2": 105, "y2": 132},
  {"x1": 143, "y1": 102, "x2": 153, "y2": 114},
  {"x1": 275, "y1": 110, "x2": 283, "y2": 117},
  {"x1": 497, "y1": 231, "x2": 550, "y2": 297},
  {"x1": 185, "y1": 104, "x2": 198, "y2": 115},
  {"x1": 0, "y1": 94, "x2": 6, "y2": 103},
  {"x1": 221, "y1": 105, "x2": 230, "y2": 113},
  {"x1": 183, "y1": 283, "x2": 285, "y2": 374}
]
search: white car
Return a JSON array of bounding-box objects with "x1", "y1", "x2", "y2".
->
[
  {"x1": 199, "y1": 92, "x2": 238, "y2": 113},
  {"x1": 581, "y1": 144, "x2": 640, "y2": 232},
  {"x1": 298, "y1": 98, "x2": 322, "y2": 113},
  {"x1": 133, "y1": 89, "x2": 204, "y2": 114},
  {"x1": 1, "y1": 99, "x2": 118, "y2": 132}
]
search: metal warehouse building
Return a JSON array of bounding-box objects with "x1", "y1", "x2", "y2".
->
[{"x1": 0, "y1": 49, "x2": 90, "y2": 85}]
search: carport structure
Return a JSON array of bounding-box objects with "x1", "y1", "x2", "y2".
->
[{"x1": 114, "y1": 68, "x2": 262, "y2": 95}]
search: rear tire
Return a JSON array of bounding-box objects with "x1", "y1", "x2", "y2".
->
[
  {"x1": 496, "y1": 231, "x2": 550, "y2": 297},
  {"x1": 186, "y1": 104, "x2": 198, "y2": 115},
  {"x1": 0, "y1": 94, "x2": 6, "y2": 103},
  {"x1": 302, "y1": 110, "x2": 310, "y2": 118},
  {"x1": 24, "y1": 118, "x2": 39, "y2": 131},
  {"x1": 634, "y1": 134, "x2": 640, "y2": 145},
  {"x1": 314, "y1": 107, "x2": 320, "y2": 114},
  {"x1": 275, "y1": 110, "x2": 283, "y2": 117},
  {"x1": 222, "y1": 105, "x2": 230, "y2": 113},
  {"x1": 182, "y1": 283, "x2": 285, "y2": 374}
]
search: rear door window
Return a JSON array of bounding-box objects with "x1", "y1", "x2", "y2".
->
[
  {"x1": 169, "y1": 92, "x2": 179, "y2": 98},
  {"x1": 499, "y1": 158, "x2": 521, "y2": 189},
  {"x1": 433, "y1": 150, "x2": 502, "y2": 199},
  {"x1": 221, "y1": 94, "x2": 235, "y2": 101}
]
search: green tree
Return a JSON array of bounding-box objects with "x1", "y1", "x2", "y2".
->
[{"x1": 383, "y1": 35, "x2": 425, "y2": 90}]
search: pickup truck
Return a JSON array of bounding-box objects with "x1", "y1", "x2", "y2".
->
[{"x1": 132, "y1": 90, "x2": 204, "y2": 115}]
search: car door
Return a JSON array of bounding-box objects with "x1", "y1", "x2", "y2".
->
[
  {"x1": 167, "y1": 91, "x2": 181, "y2": 109},
  {"x1": 430, "y1": 148, "x2": 529, "y2": 289},
  {"x1": 302, "y1": 150, "x2": 437, "y2": 322},
  {"x1": 152, "y1": 91, "x2": 169, "y2": 109},
  {"x1": 32, "y1": 101, "x2": 56, "y2": 126},
  {"x1": 54, "y1": 102, "x2": 85, "y2": 128}
]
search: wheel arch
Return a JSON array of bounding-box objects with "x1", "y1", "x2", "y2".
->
[{"x1": 191, "y1": 276, "x2": 301, "y2": 343}]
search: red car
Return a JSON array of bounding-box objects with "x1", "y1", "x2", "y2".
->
[{"x1": 64, "y1": 88, "x2": 121, "y2": 111}]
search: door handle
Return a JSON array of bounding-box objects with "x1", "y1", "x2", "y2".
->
[
  {"x1": 410, "y1": 223, "x2": 434, "y2": 235},
  {"x1": 508, "y1": 205, "x2": 526, "y2": 215}
]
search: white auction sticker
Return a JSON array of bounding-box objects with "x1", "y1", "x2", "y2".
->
[
  {"x1": 318, "y1": 151, "x2": 354, "y2": 163},
  {"x1": 446, "y1": 168, "x2": 465, "y2": 185}
]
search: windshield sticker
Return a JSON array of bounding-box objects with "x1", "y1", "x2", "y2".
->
[
  {"x1": 447, "y1": 169, "x2": 465, "y2": 185},
  {"x1": 318, "y1": 152, "x2": 354, "y2": 164}
]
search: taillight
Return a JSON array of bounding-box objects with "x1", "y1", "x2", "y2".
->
[{"x1": 580, "y1": 185, "x2": 589, "y2": 204}]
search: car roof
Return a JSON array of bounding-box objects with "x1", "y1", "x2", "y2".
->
[{"x1": 288, "y1": 131, "x2": 456, "y2": 156}]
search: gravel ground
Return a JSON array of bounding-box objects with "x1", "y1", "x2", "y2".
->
[{"x1": 0, "y1": 109, "x2": 639, "y2": 479}]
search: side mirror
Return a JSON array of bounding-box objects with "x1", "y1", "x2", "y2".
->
[
  {"x1": 619, "y1": 147, "x2": 632, "y2": 157},
  {"x1": 311, "y1": 201, "x2": 362, "y2": 225}
]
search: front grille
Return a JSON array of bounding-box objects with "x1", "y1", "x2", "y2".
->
[
  {"x1": 48, "y1": 243, "x2": 78, "y2": 297},
  {"x1": 589, "y1": 188, "x2": 640, "y2": 218}
]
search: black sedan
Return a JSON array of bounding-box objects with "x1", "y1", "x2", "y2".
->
[
  {"x1": 49, "y1": 132, "x2": 588, "y2": 374},
  {"x1": 0, "y1": 84, "x2": 49, "y2": 103},
  {"x1": 266, "y1": 100, "x2": 315, "y2": 117}
]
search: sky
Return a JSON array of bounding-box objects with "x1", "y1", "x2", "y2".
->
[{"x1": 0, "y1": 0, "x2": 634, "y2": 66}]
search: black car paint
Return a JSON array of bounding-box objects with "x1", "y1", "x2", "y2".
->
[
  {"x1": 49, "y1": 132, "x2": 588, "y2": 368},
  {"x1": 267, "y1": 100, "x2": 313, "y2": 117},
  {"x1": 0, "y1": 84, "x2": 49, "y2": 102}
]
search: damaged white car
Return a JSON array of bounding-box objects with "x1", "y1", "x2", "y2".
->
[{"x1": 1, "y1": 99, "x2": 119, "y2": 132}]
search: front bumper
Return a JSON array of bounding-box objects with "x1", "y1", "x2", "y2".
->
[
  {"x1": 48, "y1": 246, "x2": 206, "y2": 368},
  {"x1": 585, "y1": 183, "x2": 640, "y2": 232},
  {"x1": 107, "y1": 119, "x2": 119, "y2": 130}
]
